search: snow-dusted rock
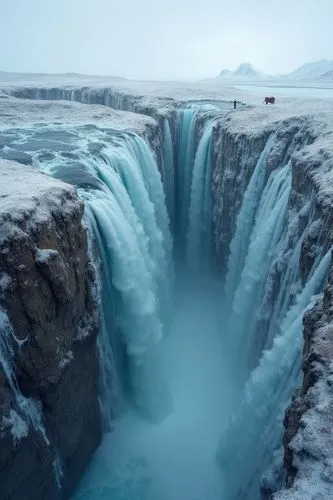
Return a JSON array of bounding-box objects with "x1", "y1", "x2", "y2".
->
[
  {"x1": 0, "y1": 161, "x2": 101, "y2": 500},
  {"x1": 274, "y1": 275, "x2": 333, "y2": 499}
]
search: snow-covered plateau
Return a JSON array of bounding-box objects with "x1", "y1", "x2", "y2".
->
[{"x1": 0, "y1": 75, "x2": 333, "y2": 500}]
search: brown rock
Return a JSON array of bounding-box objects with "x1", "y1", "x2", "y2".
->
[{"x1": 0, "y1": 161, "x2": 101, "y2": 500}]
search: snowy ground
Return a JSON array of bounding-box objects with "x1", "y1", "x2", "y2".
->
[
  {"x1": 2, "y1": 74, "x2": 333, "y2": 174},
  {"x1": 0, "y1": 72, "x2": 332, "y2": 103},
  {"x1": 0, "y1": 159, "x2": 77, "y2": 243},
  {"x1": 0, "y1": 97, "x2": 155, "y2": 131},
  {"x1": 1, "y1": 74, "x2": 333, "y2": 149}
]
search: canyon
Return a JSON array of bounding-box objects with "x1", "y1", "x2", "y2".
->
[{"x1": 0, "y1": 79, "x2": 332, "y2": 499}]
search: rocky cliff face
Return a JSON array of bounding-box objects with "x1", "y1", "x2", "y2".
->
[
  {"x1": 273, "y1": 269, "x2": 333, "y2": 500},
  {"x1": 211, "y1": 113, "x2": 321, "y2": 273},
  {"x1": 0, "y1": 161, "x2": 101, "y2": 500},
  {"x1": 210, "y1": 108, "x2": 333, "y2": 499}
]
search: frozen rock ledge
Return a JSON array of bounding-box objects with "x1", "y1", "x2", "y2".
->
[{"x1": 0, "y1": 160, "x2": 101, "y2": 499}]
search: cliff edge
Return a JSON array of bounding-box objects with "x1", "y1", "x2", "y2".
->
[{"x1": 0, "y1": 161, "x2": 101, "y2": 499}]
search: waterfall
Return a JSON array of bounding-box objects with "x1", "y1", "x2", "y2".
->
[
  {"x1": 186, "y1": 119, "x2": 215, "y2": 273},
  {"x1": 174, "y1": 104, "x2": 223, "y2": 263},
  {"x1": 162, "y1": 118, "x2": 175, "y2": 233},
  {"x1": 224, "y1": 134, "x2": 276, "y2": 310},
  {"x1": 217, "y1": 249, "x2": 331, "y2": 499},
  {"x1": 214, "y1": 128, "x2": 332, "y2": 499},
  {"x1": 76, "y1": 134, "x2": 173, "y2": 422},
  {"x1": 227, "y1": 162, "x2": 292, "y2": 372},
  {"x1": 29, "y1": 128, "x2": 174, "y2": 424},
  {"x1": 174, "y1": 107, "x2": 200, "y2": 255}
]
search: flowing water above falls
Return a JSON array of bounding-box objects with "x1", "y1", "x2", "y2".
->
[{"x1": 0, "y1": 100, "x2": 330, "y2": 499}]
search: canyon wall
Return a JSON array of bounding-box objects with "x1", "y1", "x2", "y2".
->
[
  {"x1": 210, "y1": 109, "x2": 333, "y2": 498},
  {"x1": 273, "y1": 273, "x2": 333, "y2": 499},
  {"x1": 0, "y1": 161, "x2": 101, "y2": 500}
]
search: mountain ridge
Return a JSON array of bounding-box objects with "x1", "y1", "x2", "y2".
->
[{"x1": 216, "y1": 59, "x2": 333, "y2": 80}]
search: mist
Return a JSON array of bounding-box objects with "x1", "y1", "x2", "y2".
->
[{"x1": 73, "y1": 274, "x2": 239, "y2": 500}]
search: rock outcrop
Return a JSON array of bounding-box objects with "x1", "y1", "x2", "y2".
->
[{"x1": 0, "y1": 161, "x2": 101, "y2": 500}]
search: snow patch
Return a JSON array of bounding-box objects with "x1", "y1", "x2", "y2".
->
[
  {"x1": 58, "y1": 350, "x2": 73, "y2": 369},
  {"x1": 35, "y1": 248, "x2": 59, "y2": 264},
  {"x1": 0, "y1": 272, "x2": 11, "y2": 294},
  {"x1": 0, "y1": 160, "x2": 81, "y2": 249},
  {"x1": 1, "y1": 410, "x2": 29, "y2": 444}
]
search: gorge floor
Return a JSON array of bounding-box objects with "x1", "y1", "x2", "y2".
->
[{"x1": 74, "y1": 277, "x2": 239, "y2": 500}]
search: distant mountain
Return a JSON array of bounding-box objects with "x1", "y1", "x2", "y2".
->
[
  {"x1": 284, "y1": 59, "x2": 333, "y2": 80},
  {"x1": 233, "y1": 63, "x2": 262, "y2": 78},
  {"x1": 217, "y1": 63, "x2": 264, "y2": 79},
  {"x1": 215, "y1": 59, "x2": 333, "y2": 82},
  {"x1": 217, "y1": 69, "x2": 232, "y2": 78},
  {"x1": 320, "y1": 70, "x2": 333, "y2": 79}
]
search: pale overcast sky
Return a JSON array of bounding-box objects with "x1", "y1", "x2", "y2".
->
[{"x1": 1, "y1": 0, "x2": 332, "y2": 80}]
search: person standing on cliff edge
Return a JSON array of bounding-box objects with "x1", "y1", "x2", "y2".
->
[{"x1": 233, "y1": 100, "x2": 237, "y2": 109}]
